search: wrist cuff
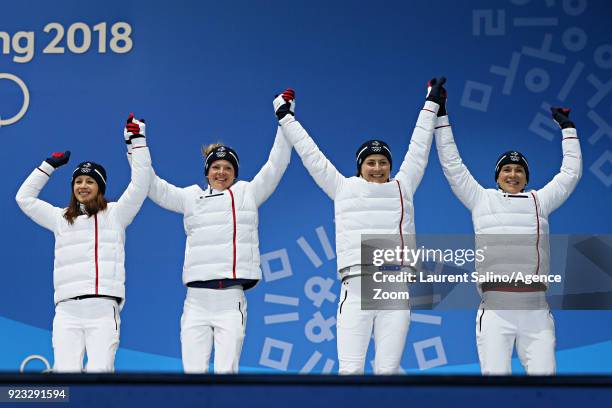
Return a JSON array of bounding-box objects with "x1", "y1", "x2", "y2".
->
[
  {"x1": 279, "y1": 114, "x2": 296, "y2": 126},
  {"x1": 423, "y1": 100, "x2": 440, "y2": 114},
  {"x1": 561, "y1": 127, "x2": 578, "y2": 138},
  {"x1": 39, "y1": 161, "x2": 56, "y2": 176},
  {"x1": 561, "y1": 121, "x2": 575, "y2": 129},
  {"x1": 130, "y1": 136, "x2": 147, "y2": 148},
  {"x1": 435, "y1": 115, "x2": 450, "y2": 128}
]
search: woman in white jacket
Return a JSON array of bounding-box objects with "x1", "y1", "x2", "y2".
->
[
  {"x1": 144, "y1": 91, "x2": 293, "y2": 374},
  {"x1": 15, "y1": 114, "x2": 151, "y2": 372},
  {"x1": 435, "y1": 96, "x2": 582, "y2": 374},
  {"x1": 274, "y1": 79, "x2": 445, "y2": 374}
]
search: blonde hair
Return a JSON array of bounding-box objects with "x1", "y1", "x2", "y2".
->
[{"x1": 202, "y1": 142, "x2": 224, "y2": 158}]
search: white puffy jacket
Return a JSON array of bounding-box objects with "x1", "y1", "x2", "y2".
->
[
  {"x1": 435, "y1": 115, "x2": 582, "y2": 286},
  {"x1": 15, "y1": 138, "x2": 152, "y2": 306},
  {"x1": 280, "y1": 101, "x2": 439, "y2": 276},
  {"x1": 148, "y1": 127, "x2": 291, "y2": 288}
]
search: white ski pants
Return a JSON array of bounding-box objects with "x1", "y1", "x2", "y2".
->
[
  {"x1": 476, "y1": 307, "x2": 556, "y2": 375},
  {"x1": 52, "y1": 297, "x2": 120, "y2": 373},
  {"x1": 181, "y1": 287, "x2": 247, "y2": 374},
  {"x1": 336, "y1": 276, "x2": 410, "y2": 375}
]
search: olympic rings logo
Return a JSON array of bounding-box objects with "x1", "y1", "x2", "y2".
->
[
  {"x1": 20, "y1": 354, "x2": 51, "y2": 373},
  {"x1": 0, "y1": 73, "x2": 30, "y2": 126}
]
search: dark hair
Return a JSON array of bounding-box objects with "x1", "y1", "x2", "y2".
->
[{"x1": 63, "y1": 190, "x2": 108, "y2": 225}]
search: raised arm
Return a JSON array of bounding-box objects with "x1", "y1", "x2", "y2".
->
[
  {"x1": 114, "y1": 115, "x2": 153, "y2": 227},
  {"x1": 434, "y1": 115, "x2": 485, "y2": 211},
  {"x1": 395, "y1": 81, "x2": 445, "y2": 195},
  {"x1": 426, "y1": 78, "x2": 485, "y2": 210},
  {"x1": 536, "y1": 108, "x2": 582, "y2": 215},
  {"x1": 395, "y1": 78, "x2": 444, "y2": 195},
  {"x1": 249, "y1": 124, "x2": 292, "y2": 207},
  {"x1": 275, "y1": 89, "x2": 345, "y2": 200},
  {"x1": 148, "y1": 171, "x2": 187, "y2": 214},
  {"x1": 124, "y1": 118, "x2": 186, "y2": 214},
  {"x1": 15, "y1": 152, "x2": 69, "y2": 232}
]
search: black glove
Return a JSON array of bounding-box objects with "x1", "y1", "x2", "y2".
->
[
  {"x1": 273, "y1": 88, "x2": 296, "y2": 120},
  {"x1": 45, "y1": 151, "x2": 71, "y2": 168},
  {"x1": 551, "y1": 107, "x2": 575, "y2": 129},
  {"x1": 426, "y1": 77, "x2": 447, "y2": 117}
]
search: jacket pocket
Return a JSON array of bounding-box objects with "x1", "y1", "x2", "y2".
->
[
  {"x1": 339, "y1": 289, "x2": 348, "y2": 315},
  {"x1": 478, "y1": 308, "x2": 485, "y2": 333},
  {"x1": 112, "y1": 305, "x2": 118, "y2": 331}
]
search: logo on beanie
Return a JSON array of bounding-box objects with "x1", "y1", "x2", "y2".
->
[
  {"x1": 217, "y1": 152, "x2": 227, "y2": 158},
  {"x1": 371, "y1": 141, "x2": 382, "y2": 152},
  {"x1": 510, "y1": 152, "x2": 520, "y2": 162},
  {"x1": 218, "y1": 147, "x2": 226, "y2": 151}
]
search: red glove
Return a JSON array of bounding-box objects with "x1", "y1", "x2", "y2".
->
[
  {"x1": 124, "y1": 112, "x2": 146, "y2": 153},
  {"x1": 273, "y1": 88, "x2": 296, "y2": 120},
  {"x1": 125, "y1": 113, "x2": 146, "y2": 138}
]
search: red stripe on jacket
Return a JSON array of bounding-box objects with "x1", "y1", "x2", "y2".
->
[
  {"x1": 94, "y1": 213, "x2": 100, "y2": 294},
  {"x1": 530, "y1": 192, "x2": 541, "y2": 275}
]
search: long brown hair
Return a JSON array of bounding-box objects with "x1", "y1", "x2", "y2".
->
[{"x1": 63, "y1": 191, "x2": 108, "y2": 225}]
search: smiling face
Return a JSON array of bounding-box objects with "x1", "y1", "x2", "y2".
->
[
  {"x1": 207, "y1": 160, "x2": 236, "y2": 191},
  {"x1": 496, "y1": 164, "x2": 527, "y2": 194},
  {"x1": 73, "y1": 175, "x2": 100, "y2": 204},
  {"x1": 360, "y1": 154, "x2": 391, "y2": 183}
]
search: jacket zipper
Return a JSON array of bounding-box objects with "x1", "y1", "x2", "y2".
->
[
  {"x1": 228, "y1": 188, "x2": 237, "y2": 279},
  {"x1": 530, "y1": 192, "x2": 541, "y2": 275},
  {"x1": 395, "y1": 180, "x2": 405, "y2": 266},
  {"x1": 94, "y1": 213, "x2": 99, "y2": 294}
]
